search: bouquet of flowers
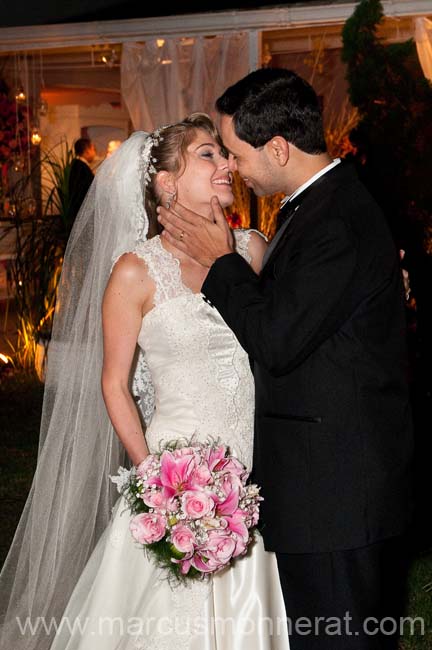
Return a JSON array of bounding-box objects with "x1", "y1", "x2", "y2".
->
[{"x1": 111, "y1": 441, "x2": 262, "y2": 581}]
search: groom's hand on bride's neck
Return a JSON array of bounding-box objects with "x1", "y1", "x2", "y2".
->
[{"x1": 157, "y1": 197, "x2": 234, "y2": 268}]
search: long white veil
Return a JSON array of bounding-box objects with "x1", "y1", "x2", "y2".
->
[{"x1": 0, "y1": 131, "x2": 153, "y2": 650}]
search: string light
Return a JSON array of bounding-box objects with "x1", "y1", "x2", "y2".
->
[
  {"x1": 15, "y1": 84, "x2": 26, "y2": 103},
  {"x1": 100, "y1": 48, "x2": 118, "y2": 67},
  {"x1": 30, "y1": 56, "x2": 42, "y2": 146},
  {"x1": 156, "y1": 39, "x2": 171, "y2": 64},
  {"x1": 31, "y1": 125, "x2": 42, "y2": 146}
]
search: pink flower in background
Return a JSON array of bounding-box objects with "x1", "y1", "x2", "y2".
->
[
  {"x1": 225, "y1": 211, "x2": 242, "y2": 229},
  {"x1": 130, "y1": 513, "x2": 167, "y2": 544},
  {"x1": 182, "y1": 490, "x2": 215, "y2": 519},
  {"x1": 171, "y1": 525, "x2": 196, "y2": 555}
]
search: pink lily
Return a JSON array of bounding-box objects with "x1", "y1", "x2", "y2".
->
[
  {"x1": 205, "y1": 445, "x2": 227, "y2": 471},
  {"x1": 157, "y1": 450, "x2": 196, "y2": 498},
  {"x1": 227, "y1": 509, "x2": 249, "y2": 542}
]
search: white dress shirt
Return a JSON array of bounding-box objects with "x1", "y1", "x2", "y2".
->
[{"x1": 280, "y1": 158, "x2": 341, "y2": 209}]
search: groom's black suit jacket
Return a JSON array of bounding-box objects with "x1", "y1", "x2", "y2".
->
[{"x1": 202, "y1": 163, "x2": 413, "y2": 554}]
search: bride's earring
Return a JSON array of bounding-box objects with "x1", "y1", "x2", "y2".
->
[{"x1": 166, "y1": 191, "x2": 176, "y2": 210}]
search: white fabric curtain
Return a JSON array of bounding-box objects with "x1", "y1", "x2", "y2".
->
[
  {"x1": 121, "y1": 34, "x2": 249, "y2": 131},
  {"x1": 415, "y1": 17, "x2": 432, "y2": 82}
]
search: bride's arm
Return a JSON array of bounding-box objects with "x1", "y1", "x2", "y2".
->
[{"x1": 101, "y1": 253, "x2": 154, "y2": 465}]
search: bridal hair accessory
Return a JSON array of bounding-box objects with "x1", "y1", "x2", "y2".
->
[
  {"x1": 142, "y1": 125, "x2": 172, "y2": 186},
  {"x1": 111, "y1": 439, "x2": 262, "y2": 583}
]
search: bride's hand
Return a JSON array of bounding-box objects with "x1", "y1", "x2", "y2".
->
[{"x1": 157, "y1": 197, "x2": 234, "y2": 267}]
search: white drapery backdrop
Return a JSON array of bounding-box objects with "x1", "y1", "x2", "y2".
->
[
  {"x1": 121, "y1": 34, "x2": 249, "y2": 131},
  {"x1": 415, "y1": 17, "x2": 432, "y2": 82}
]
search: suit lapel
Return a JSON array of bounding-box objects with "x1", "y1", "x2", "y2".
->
[
  {"x1": 261, "y1": 162, "x2": 348, "y2": 274},
  {"x1": 261, "y1": 206, "x2": 298, "y2": 270}
]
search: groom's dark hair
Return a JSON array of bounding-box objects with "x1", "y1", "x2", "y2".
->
[{"x1": 216, "y1": 68, "x2": 326, "y2": 154}]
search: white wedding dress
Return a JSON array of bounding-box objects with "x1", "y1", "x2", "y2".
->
[{"x1": 50, "y1": 231, "x2": 289, "y2": 650}]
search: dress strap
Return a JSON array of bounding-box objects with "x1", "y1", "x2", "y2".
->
[
  {"x1": 133, "y1": 236, "x2": 190, "y2": 306},
  {"x1": 233, "y1": 228, "x2": 267, "y2": 264}
]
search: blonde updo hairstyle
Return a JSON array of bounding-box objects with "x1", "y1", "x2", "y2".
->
[{"x1": 145, "y1": 112, "x2": 222, "y2": 238}]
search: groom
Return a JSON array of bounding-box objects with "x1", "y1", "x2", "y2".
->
[{"x1": 158, "y1": 68, "x2": 413, "y2": 649}]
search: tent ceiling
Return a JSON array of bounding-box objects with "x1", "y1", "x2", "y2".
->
[
  {"x1": 0, "y1": 0, "x2": 343, "y2": 28},
  {"x1": 0, "y1": 0, "x2": 430, "y2": 52}
]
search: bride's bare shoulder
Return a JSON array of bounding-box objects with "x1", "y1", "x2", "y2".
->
[
  {"x1": 109, "y1": 251, "x2": 155, "y2": 297},
  {"x1": 112, "y1": 251, "x2": 146, "y2": 275}
]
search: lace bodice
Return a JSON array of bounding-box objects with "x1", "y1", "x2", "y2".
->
[{"x1": 132, "y1": 231, "x2": 256, "y2": 470}]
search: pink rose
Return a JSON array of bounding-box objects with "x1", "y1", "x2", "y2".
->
[
  {"x1": 130, "y1": 513, "x2": 166, "y2": 544},
  {"x1": 166, "y1": 496, "x2": 180, "y2": 513},
  {"x1": 190, "y1": 463, "x2": 212, "y2": 488},
  {"x1": 142, "y1": 489, "x2": 168, "y2": 510},
  {"x1": 231, "y1": 532, "x2": 248, "y2": 557},
  {"x1": 182, "y1": 490, "x2": 215, "y2": 519},
  {"x1": 171, "y1": 524, "x2": 196, "y2": 555},
  {"x1": 193, "y1": 530, "x2": 236, "y2": 572},
  {"x1": 136, "y1": 454, "x2": 159, "y2": 479},
  {"x1": 206, "y1": 530, "x2": 237, "y2": 565},
  {"x1": 172, "y1": 446, "x2": 196, "y2": 458}
]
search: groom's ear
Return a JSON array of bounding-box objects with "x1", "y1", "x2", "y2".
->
[
  {"x1": 266, "y1": 136, "x2": 289, "y2": 167},
  {"x1": 155, "y1": 170, "x2": 177, "y2": 195}
]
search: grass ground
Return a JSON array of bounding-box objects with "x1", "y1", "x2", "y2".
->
[
  {"x1": 0, "y1": 368, "x2": 430, "y2": 646},
  {"x1": 0, "y1": 369, "x2": 43, "y2": 564}
]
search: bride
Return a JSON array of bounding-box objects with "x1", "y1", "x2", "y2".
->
[{"x1": 0, "y1": 114, "x2": 289, "y2": 649}]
